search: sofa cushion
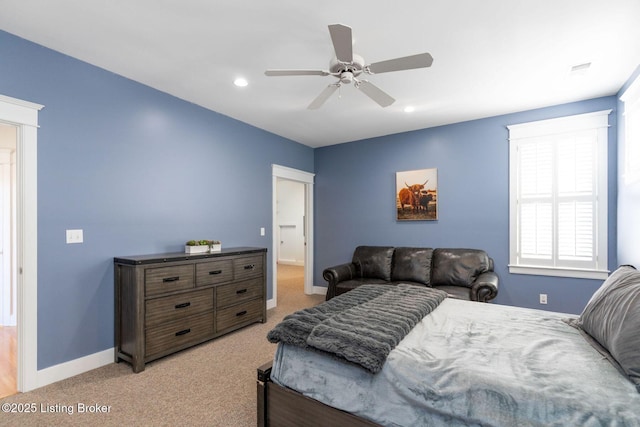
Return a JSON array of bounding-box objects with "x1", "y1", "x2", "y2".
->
[
  {"x1": 432, "y1": 284, "x2": 471, "y2": 300},
  {"x1": 335, "y1": 278, "x2": 390, "y2": 296},
  {"x1": 578, "y1": 265, "x2": 640, "y2": 391},
  {"x1": 431, "y1": 248, "x2": 490, "y2": 288},
  {"x1": 352, "y1": 246, "x2": 394, "y2": 281},
  {"x1": 391, "y1": 247, "x2": 433, "y2": 286}
]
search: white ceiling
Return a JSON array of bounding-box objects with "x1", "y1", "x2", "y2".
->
[{"x1": 1, "y1": 0, "x2": 639, "y2": 148}]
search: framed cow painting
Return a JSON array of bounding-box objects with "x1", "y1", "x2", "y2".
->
[{"x1": 396, "y1": 168, "x2": 438, "y2": 221}]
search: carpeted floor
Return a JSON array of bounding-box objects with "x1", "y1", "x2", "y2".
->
[{"x1": 0, "y1": 264, "x2": 324, "y2": 427}]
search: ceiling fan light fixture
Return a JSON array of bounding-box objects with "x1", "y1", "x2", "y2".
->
[{"x1": 340, "y1": 72, "x2": 354, "y2": 84}]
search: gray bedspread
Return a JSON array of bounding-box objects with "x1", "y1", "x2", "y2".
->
[
  {"x1": 271, "y1": 298, "x2": 640, "y2": 427},
  {"x1": 267, "y1": 284, "x2": 446, "y2": 373}
]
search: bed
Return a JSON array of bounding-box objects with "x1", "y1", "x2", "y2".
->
[{"x1": 257, "y1": 266, "x2": 640, "y2": 427}]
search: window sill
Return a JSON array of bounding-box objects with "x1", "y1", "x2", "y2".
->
[{"x1": 508, "y1": 265, "x2": 609, "y2": 280}]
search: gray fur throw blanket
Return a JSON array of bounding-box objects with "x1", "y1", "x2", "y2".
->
[{"x1": 267, "y1": 284, "x2": 447, "y2": 373}]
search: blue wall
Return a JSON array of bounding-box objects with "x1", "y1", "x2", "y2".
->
[
  {"x1": 0, "y1": 30, "x2": 314, "y2": 369},
  {"x1": 0, "y1": 28, "x2": 629, "y2": 371},
  {"x1": 314, "y1": 97, "x2": 618, "y2": 315},
  {"x1": 617, "y1": 64, "x2": 640, "y2": 268}
]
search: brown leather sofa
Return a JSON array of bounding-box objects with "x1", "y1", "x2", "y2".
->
[{"x1": 323, "y1": 246, "x2": 499, "y2": 302}]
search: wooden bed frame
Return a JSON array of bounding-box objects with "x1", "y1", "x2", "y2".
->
[{"x1": 257, "y1": 361, "x2": 380, "y2": 427}]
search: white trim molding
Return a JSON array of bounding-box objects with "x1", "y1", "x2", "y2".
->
[
  {"x1": 36, "y1": 348, "x2": 114, "y2": 389},
  {"x1": 508, "y1": 265, "x2": 610, "y2": 280},
  {"x1": 271, "y1": 165, "x2": 316, "y2": 309},
  {"x1": 0, "y1": 93, "x2": 43, "y2": 392},
  {"x1": 620, "y1": 74, "x2": 640, "y2": 184}
]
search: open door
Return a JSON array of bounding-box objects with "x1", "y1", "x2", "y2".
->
[{"x1": 271, "y1": 165, "x2": 315, "y2": 308}]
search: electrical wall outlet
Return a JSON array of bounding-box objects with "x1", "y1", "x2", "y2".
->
[{"x1": 539, "y1": 293, "x2": 548, "y2": 305}]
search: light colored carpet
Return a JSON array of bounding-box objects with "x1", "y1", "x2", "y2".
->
[{"x1": 0, "y1": 264, "x2": 324, "y2": 427}]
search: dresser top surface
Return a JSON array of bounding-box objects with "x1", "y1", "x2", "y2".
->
[{"x1": 114, "y1": 246, "x2": 267, "y2": 265}]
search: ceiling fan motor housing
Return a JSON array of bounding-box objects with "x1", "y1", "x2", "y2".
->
[{"x1": 330, "y1": 54, "x2": 365, "y2": 83}]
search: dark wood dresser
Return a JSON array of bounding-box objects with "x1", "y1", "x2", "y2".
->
[{"x1": 114, "y1": 247, "x2": 267, "y2": 372}]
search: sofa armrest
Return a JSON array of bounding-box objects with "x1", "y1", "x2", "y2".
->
[
  {"x1": 470, "y1": 271, "x2": 499, "y2": 302},
  {"x1": 323, "y1": 262, "x2": 357, "y2": 300}
]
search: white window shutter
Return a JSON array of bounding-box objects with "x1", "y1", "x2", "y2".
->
[{"x1": 508, "y1": 110, "x2": 610, "y2": 279}]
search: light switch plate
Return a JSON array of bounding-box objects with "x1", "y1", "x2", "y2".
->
[{"x1": 66, "y1": 229, "x2": 83, "y2": 244}]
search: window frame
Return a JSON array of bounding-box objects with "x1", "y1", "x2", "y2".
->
[
  {"x1": 507, "y1": 110, "x2": 611, "y2": 280},
  {"x1": 620, "y1": 74, "x2": 640, "y2": 185}
]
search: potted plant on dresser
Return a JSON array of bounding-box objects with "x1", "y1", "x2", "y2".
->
[{"x1": 185, "y1": 239, "x2": 222, "y2": 254}]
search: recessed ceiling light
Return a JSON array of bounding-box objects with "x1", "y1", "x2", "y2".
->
[
  {"x1": 404, "y1": 106, "x2": 415, "y2": 113},
  {"x1": 234, "y1": 77, "x2": 248, "y2": 87}
]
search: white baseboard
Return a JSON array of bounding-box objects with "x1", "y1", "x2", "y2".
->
[
  {"x1": 27, "y1": 284, "x2": 328, "y2": 390},
  {"x1": 266, "y1": 286, "x2": 327, "y2": 310},
  {"x1": 312, "y1": 285, "x2": 327, "y2": 296},
  {"x1": 277, "y1": 260, "x2": 304, "y2": 266},
  {"x1": 35, "y1": 348, "x2": 114, "y2": 390},
  {"x1": 30, "y1": 286, "x2": 329, "y2": 390}
]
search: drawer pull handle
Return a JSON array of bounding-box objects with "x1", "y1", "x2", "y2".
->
[
  {"x1": 175, "y1": 328, "x2": 191, "y2": 336},
  {"x1": 174, "y1": 302, "x2": 191, "y2": 309},
  {"x1": 236, "y1": 289, "x2": 248, "y2": 295},
  {"x1": 244, "y1": 264, "x2": 255, "y2": 270},
  {"x1": 163, "y1": 276, "x2": 180, "y2": 283},
  {"x1": 236, "y1": 310, "x2": 247, "y2": 317},
  {"x1": 209, "y1": 270, "x2": 222, "y2": 275}
]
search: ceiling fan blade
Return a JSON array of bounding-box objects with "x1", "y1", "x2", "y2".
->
[
  {"x1": 328, "y1": 24, "x2": 353, "y2": 63},
  {"x1": 367, "y1": 53, "x2": 433, "y2": 74},
  {"x1": 265, "y1": 69, "x2": 330, "y2": 77},
  {"x1": 308, "y1": 84, "x2": 339, "y2": 110},
  {"x1": 356, "y1": 80, "x2": 395, "y2": 107}
]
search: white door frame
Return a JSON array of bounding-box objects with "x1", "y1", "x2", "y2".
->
[
  {"x1": 271, "y1": 165, "x2": 314, "y2": 308},
  {"x1": 0, "y1": 94, "x2": 42, "y2": 392},
  {"x1": 0, "y1": 147, "x2": 15, "y2": 326}
]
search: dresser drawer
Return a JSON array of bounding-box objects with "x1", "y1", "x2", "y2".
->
[
  {"x1": 233, "y1": 255, "x2": 263, "y2": 281},
  {"x1": 195, "y1": 259, "x2": 233, "y2": 287},
  {"x1": 145, "y1": 288, "x2": 213, "y2": 327},
  {"x1": 215, "y1": 277, "x2": 263, "y2": 309},
  {"x1": 216, "y1": 298, "x2": 264, "y2": 333},
  {"x1": 145, "y1": 311, "x2": 214, "y2": 357},
  {"x1": 145, "y1": 264, "x2": 194, "y2": 297}
]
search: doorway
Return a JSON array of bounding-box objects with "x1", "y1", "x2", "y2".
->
[
  {"x1": 0, "y1": 94, "x2": 42, "y2": 393},
  {"x1": 0, "y1": 123, "x2": 17, "y2": 397},
  {"x1": 271, "y1": 165, "x2": 314, "y2": 308},
  {"x1": 276, "y1": 179, "x2": 305, "y2": 267},
  {"x1": 276, "y1": 179, "x2": 305, "y2": 301}
]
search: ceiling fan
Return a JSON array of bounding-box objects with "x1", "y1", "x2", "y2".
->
[{"x1": 265, "y1": 24, "x2": 433, "y2": 109}]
